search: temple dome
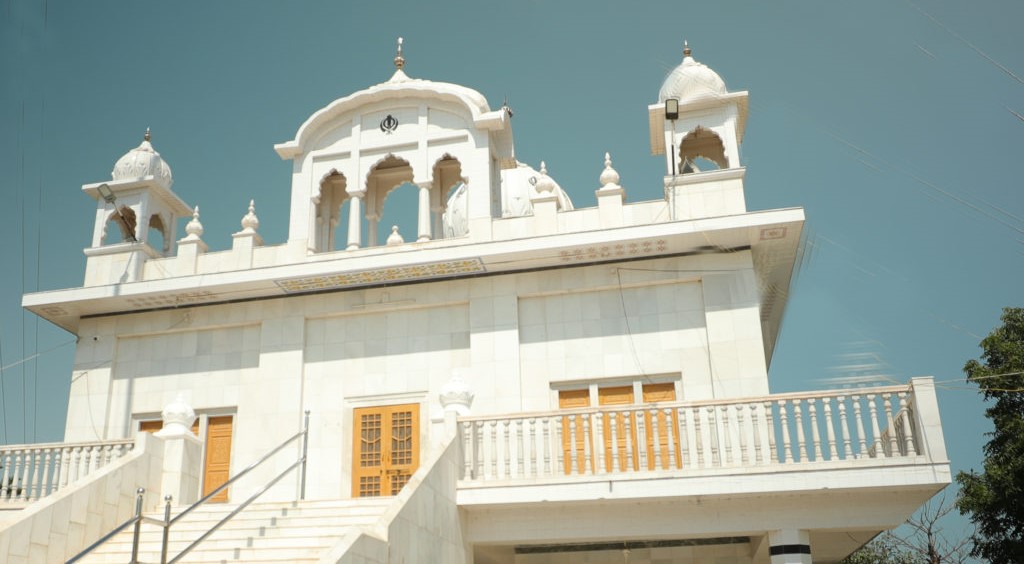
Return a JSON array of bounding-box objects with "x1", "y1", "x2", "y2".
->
[
  {"x1": 112, "y1": 130, "x2": 173, "y2": 188},
  {"x1": 441, "y1": 161, "x2": 575, "y2": 238},
  {"x1": 658, "y1": 43, "x2": 727, "y2": 103}
]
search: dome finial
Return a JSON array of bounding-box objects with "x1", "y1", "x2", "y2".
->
[
  {"x1": 683, "y1": 40, "x2": 692, "y2": 58},
  {"x1": 394, "y1": 37, "x2": 405, "y2": 70},
  {"x1": 241, "y1": 199, "x2": 259, "y2": 233},
  {"x1": 144, "y1": 127, "x2": 151, "y2": 142}
]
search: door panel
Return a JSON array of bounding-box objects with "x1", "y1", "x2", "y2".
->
[
  {"x1": 599, "y1": 386, "x2": 637, "y2": 471},
  {"x1": 204, "y1": 416, "x2": 233, "y2": 503},
  {"x1": 642, "y1": 383, "x2": 680, "y2": 469},
  {"x1": 353, "y1": 404, "x2": 419, "y2": 497}
]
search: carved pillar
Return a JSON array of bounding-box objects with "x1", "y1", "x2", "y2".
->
[
  {"x1": 417, "y1": 182, "x2": 432, "y2": 242},
  {"x1": 346, "y1": 192, "x2": 364, "y2": 250}
]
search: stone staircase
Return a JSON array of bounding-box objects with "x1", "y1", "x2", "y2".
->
[{"x1": 77, "y1": 498, "x2": 393, "y2": 563}]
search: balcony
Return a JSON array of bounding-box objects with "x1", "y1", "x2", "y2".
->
[{"x1": 455, "y1": 378, "x2": 950, "y2": 559}]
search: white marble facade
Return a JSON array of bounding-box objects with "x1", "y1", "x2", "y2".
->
[{"x1": 20, "y1": 41, "x2": 949, "y2": 563}]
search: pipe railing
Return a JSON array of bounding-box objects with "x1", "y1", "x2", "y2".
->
[
  {"x1": 460, "y1": 384, "x2": 926, "y2": 483},
  {"x1": 66, "y1": 411, "x2": 310, "y2": 564}
]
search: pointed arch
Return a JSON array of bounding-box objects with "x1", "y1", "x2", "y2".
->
[
  {"x1": 432, "y1": 154, "x2": 465, "y2": 238},
  {"x1": 678, "y1": 126, "x2": 727, "y2": 171},
  {"x1": 315, "y1": 169, "x2": 349, "y2": 252},
  {"x1": 148, "y1": 213, "x2": 169, "y2": 253},
  {"x1": 104, "y1": 206, "x2": 137, "y2": 244},
  {"x1": 365, "y1": 154, "x2": 415, "y2": 247}
]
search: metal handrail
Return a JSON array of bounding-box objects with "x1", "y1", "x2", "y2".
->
[
  {"x1": 64, "y1": 410, "x2": 310, "y2": 564},
  {"x1": 66, "y1": 487, "x2": 146, "y2": 564},
  {"x1": 161, "y1": 409, "x2": 310, "y2": 563}
]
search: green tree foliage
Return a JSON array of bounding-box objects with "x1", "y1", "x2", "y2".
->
[{"x1": 956, "y1": 306, "x2": 1024, "y2": 563}]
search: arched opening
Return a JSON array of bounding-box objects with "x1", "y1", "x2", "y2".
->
[
  {"x1": 148, "y1": 213, "x2": 168, "y2": 254},
  {"x1": 442, "y1": 182, "x2": 468, "y2": 238},
  {"x1": 432, "y1": 155, "x2": 464, "y2": 238},
  {"x1": 678, "y1": 127, "x2": 727, "y2": 172},
  {"x1": 104, "y1": 206, "x2": 137, "y2": 244},
  {"x1": 366, "y1": 155, "x2": 415, "y2": 247},
  {"x1": 315, "y1": 171, "x2": 349, "y2": 252},
  {"x1": 376, "y1": 183, "x2": 418, "y2": 245}
]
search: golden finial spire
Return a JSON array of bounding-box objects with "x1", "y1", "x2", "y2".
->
[
  {"x1": 394, "y1": 37, "x2": 405, "y2": 70},
  {"x1": 144, "y1": 127, "x2": 151, "y2": 142},
  {"x1": 683, "y1": 40, "x2": 692, "y2": 57}
]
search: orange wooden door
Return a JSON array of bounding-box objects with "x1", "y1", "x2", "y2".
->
[
  {"x1": 352, "y1": 404, "x2": 420, "y2": 497},
  {"x1": 599, "y1": 386, "x2": 637, "y2": 471},
  {"x1": 558, "y1": 390, "x2": 591, "y2": 474},
  {"x1": 642, "y1": 383, "x2": 679, "y2": 470},
  {"x1": 203, "y1": 416, "x2": 233, "y2": 503}
]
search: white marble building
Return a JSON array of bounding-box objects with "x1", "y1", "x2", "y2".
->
[{"x1": 5, "y1": 41, "x2": 949, "y2": 563}]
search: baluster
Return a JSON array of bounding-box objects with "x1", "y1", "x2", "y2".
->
[
  {"x1": 526, "y1": 418, "x2": 536, "y2": 477},
  {"x1": 867, "y1": 395, "x2": 884, "y2": 458},
  {"x1": 736, "y1": 404, "x2": 748, "y2": 465},
  {"x1": 679, "y1": 407, "x2": 694, "y2": 468},
  {"x1": 623, "y1": 411, "x2": 634, "y2": 472},
  {"x1": 81, "y1": 446, "x2": 94, "y2": 478},
  {"x1": 105, "y1": 444, "x2": 115, "y2": 466},
  {"x1": 750, "y1": 403, "x2": 763, "y2": 464},
  {"x1": 592, "y1": 409, "x2": 605, "y2": 473},
  {"x1": 852, "y1": 395, "x2": 867, "y2": 458},
  {"x1": 501, "y1": 420, "x2": 511, "y2": 478},
  {"x1": 837, "y1": 396, "x2": 851, "y2": 459},
  {"x1": 664, "y1": 408, "x2": 677, "y2": 469},
  {"x1": 634, "y1": 410, "x2": 648, "y2": 471},
  {"x1": 39, "y1": 449, "x2": 53, "y2": 497},
  {"x1": 764, "y1": 401, "x2": 778, "y2": 463},
  {"x1": 649, "y1": 408, "x2": 662, "y2": 470},
  {"x1": 720, "y1": 406, "x2": 733, "y2": 465},
  {"x1": 29, "y1": 449, "x2": 42, "y2": 501},
  {"x1": 823, "y1": 398, "x2": 838, "y2": 461},
  {"x1": 809, "y1": 400, "x2": 822, "y2": 461},
  {"x1": 461, "y1": 422, "x2": 472, "y2": 479},
  {"x1": 582, "y1": 414, "x2": 593, "y2": 475},
  {"x1": 572, "y1": 415, "x2": 584, "y2": 474},
  {"x1": 706, "y1": 406, "x2": 719, "y2": 466},
  {"x1": 56, "y1": 447, "x2": 69, "y2": 489},
  {"x1": 510, "y1": 419, "x2": 521, "y2": 478},
  {"x1": 17, "y1": 450, "x2": 31, "y2": 501},
  {"x1": 793, "y1": 400, "x2": 808, "y2": 462},
  {"x1": 548, "y1": 417, "x2": 559, "y2": 477},
  {"x1": 778, "y1": 401, "x2": 793, "y2": 463},
  {"x1": 484, "y1": 421, "x2": 496, "y2": 479},
  {"x1": 9, "y1": 451, "x2": 24, "y2": 502},
  {"x1": 608, "y1": 412, "x2": 619, "y2": 472},
  {"x1": 0, "y1": 452, "x2": 11, "y2": 499},
  {"x1": 884, "y1": 394, "x2": 899, "y2": 456},
  {"x1": 900, "y1": 393, "x2": 918, "y2": 456},
  {"x1": 693, "y1": 407, "x2": 706, "y2": 468}
]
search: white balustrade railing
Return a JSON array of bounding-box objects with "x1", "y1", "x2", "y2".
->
[
  {"x1": 0, "y1": 439, "x2": 135, "y2": 505},
  {"x1": 459, "y1": 385, "x2": 923, "y2": 483}
]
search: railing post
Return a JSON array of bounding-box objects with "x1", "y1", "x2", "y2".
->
[
  {"x1": 300, "y1": 410, "x2": 310, "y2": 501},
  {"x1": 161, "y1": 494, "x2": 172, "y2": 564},
  {"x1": 130, "y1": 487, "x2": 145, "y2": 564}
]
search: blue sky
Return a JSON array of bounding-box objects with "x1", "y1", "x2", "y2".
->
[{"x1": 1, "y1": 0, "x2": 1021, "y2": 551}]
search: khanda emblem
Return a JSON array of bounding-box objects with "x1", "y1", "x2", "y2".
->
[{"x1": 380, "y1": 114, "x2": 399, "y2": 134}]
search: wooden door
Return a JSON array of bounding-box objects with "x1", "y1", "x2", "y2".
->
[
  {"x1": 558, "y1": 390, "x2": 591, "y2": 474},
  {"x1": 599, "y1": 386, "x2": 637, "y2": 471},
  {"x1": 352, "y1": 404, "x2": 420, "y2": 497},
  {"x1": 203, "y1": 416, "x2": 233, "y2": 503},
  {"x1": 642, "y1": 383, "x2": 679, "y2": 470}
]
